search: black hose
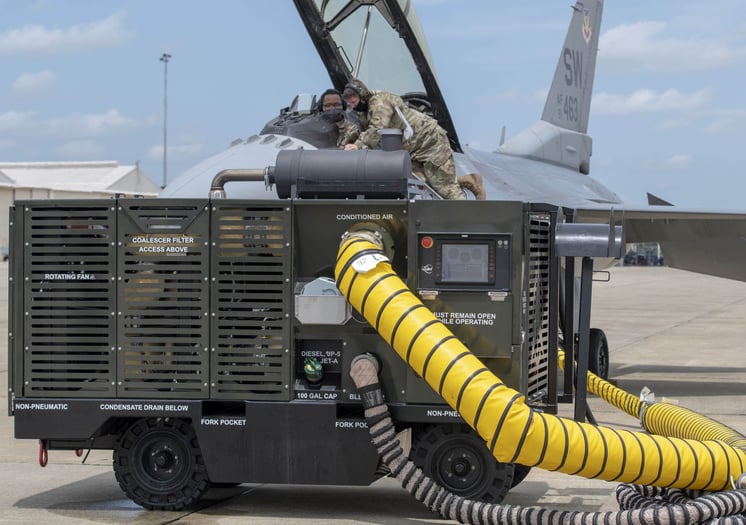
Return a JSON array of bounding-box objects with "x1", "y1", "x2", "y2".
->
[
  {"x1": 349, "y1": 354, "x2": 746, "y2": 525},
  {"x1": 616, "y1": 485, "x2": 746, "y2": 525}
]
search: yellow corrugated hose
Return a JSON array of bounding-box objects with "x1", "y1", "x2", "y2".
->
[
  {"x1": 335, "y1": 235, "x2": 746, "y2": 491},
  {"x1": 560, "y1": 350, "x2": 642, "y2": 419},
  {"x1": 561, "y1": 349, "x2": 746, "y2": 451}
]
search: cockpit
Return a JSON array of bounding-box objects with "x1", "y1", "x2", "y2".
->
[
  {"x1": 259, "y1": 90, "x2": 436, "y2": 151},
  {"x1": 161, "y1": 1, "x2": 467, "y2": 200},
  {"x1": 292, "y1": 0, "x2": 461, "y2": 151},
  {"x1": 260, "y1": 94, "x2": 341, "y2": 150}
]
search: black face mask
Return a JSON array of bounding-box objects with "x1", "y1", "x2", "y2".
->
[
  {"x1": 354, "y1": 100, "x2": 369, "y2": 113},
  {"x1": 320, "y1": 108, "x2": 345, "y2": 123}
]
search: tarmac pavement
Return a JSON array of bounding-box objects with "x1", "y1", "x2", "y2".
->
[{"x1": 1, "y1": 264, "x2": 745, "y2": 524}]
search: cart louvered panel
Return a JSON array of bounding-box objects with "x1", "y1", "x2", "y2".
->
[
  {"x1": 22, "y1": 201, "x2": 117, "y2": 396},
  {"x1": 526, "y1": 213, "x2": 552, "y2": 401},
  {"x1": 117, "y1": 200, "x2": 210, "y2": 398},
  {"x1": 210, "y1": 203, "x2": 291, "y2": 400}
]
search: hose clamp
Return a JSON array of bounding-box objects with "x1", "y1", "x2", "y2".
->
[{"x1": 340, "y1": 229, "x2": 384, "y2": 249}]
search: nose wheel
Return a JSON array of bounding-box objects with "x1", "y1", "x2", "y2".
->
[{"x1": 588, "y1": 328, "x2": 610, "y2": 380}]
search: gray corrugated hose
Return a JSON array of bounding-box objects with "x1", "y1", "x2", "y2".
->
[{"x1": 349, "y1": 354, "x2": 746, "y2": 524}]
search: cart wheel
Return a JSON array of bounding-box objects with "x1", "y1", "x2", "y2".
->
[
  {"x1": 511, "y1": 463, "x2": 532, "y2": 488},
  {"x1": 113, "y1": 418, "x2": 208, "y2": 510},
  {"x1": 410, "y1": 424, "x2": 514, "y2": 503},
  {"x1": 588, "y1": 328, "x2": 610, "y2": 380}
]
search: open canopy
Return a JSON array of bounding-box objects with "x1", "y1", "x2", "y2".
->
[{"x1": 293, "y1": 0, "x2": 461, "y2": 151}]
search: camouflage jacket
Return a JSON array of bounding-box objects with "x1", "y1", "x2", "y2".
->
[
  {"x1": 336, "y1": 112, "x2": 361, "y2": 148},
  {"x1": 353, "y1": 91, "x2": 451, "y2": 167}
]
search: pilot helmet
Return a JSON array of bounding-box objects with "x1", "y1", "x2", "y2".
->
[{"x1": 343, "y1": 79, "x2": 369, "y2": 100}]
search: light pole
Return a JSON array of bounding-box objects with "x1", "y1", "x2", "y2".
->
[{"x1": 160, "y1": 52, "x2": 172, "y2": 189}]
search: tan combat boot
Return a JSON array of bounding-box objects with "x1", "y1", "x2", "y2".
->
[{"x1": 457, "y1": 173, "x2": 487, "y2": 200}]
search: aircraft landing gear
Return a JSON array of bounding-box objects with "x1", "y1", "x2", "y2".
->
[{"x1": 588, "y1": 328, "x2": 610, "y2": 380}]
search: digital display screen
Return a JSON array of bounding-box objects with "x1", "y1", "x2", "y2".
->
[{"x1": 440, "y1": 243, "x2": 490, "y2": 283}]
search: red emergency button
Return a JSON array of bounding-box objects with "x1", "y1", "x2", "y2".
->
[{"x1": 421, "y1": 236, "x2": 434, "y2": 249}]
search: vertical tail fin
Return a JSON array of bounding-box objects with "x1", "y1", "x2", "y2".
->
[
  {"x1": 541, "y1": 0, "x2": 603, "y2": 134},
  {"x1": 498, "y1": 1, "x2": 603, "y2": 173}
]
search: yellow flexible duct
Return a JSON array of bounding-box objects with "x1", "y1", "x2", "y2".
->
[
  {"x1": 643, "y1": 403, "x2": 746, "y2": 452},
  {"x1": 335, "y1": 236, "x2": 746, "y2": 491},
  {"x1": 563, "y1": 349, "x2": 746, "y2": 452},
  {"x1": 559, "y1": 350, "x2": 642, "y2": 419}
]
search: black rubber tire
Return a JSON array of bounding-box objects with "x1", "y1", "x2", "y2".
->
[
  {"x1": 113, "y1": 418, "x2": 209, "y2": 510},
  {"x1": 410, "y1": 424, "x2": 514, "y2": 503},
  {"x1": 511, "y1": 463, "x2": 532, "y2": 488},
  {"x1": 588, "y1": 328, "x2": 610, "y2": 380}
]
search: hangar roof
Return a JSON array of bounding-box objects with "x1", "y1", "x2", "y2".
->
[{"x1": 0, "y1": 160, "x2": 160, "y2": 196}]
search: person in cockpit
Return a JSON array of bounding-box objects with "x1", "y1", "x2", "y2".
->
[{"x1": 317, "y1": 88, "x2": 361, "y2": 149}]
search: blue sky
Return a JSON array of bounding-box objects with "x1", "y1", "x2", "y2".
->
[{"x1": 1, "y1": 1, "x2": 745, "y2": 209}]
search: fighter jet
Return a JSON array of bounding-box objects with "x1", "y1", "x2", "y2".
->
[{"x1": 162, "y1": 0, "x2": 746, "y2": 283}]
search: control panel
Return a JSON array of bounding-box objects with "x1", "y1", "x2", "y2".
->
[{"x1": 416, "y1": 233, "x2": 512, "y2": 292}]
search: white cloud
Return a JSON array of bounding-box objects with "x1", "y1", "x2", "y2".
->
[
  {"x1": 480, "y1": 87, "x2": 547, "y2": 105},
  {"x1": 532, "y1": 87, "x2": 549, "y2": 104},
  {"x1": 11, "y1": 70, "x2": 56, "y2": 94},
  {"x1": 661, "y1": 154, "x2": 693, "y2": 170},
  {"x1": 147, "y1": 142, "x2": 206, "y2": 161},
  {"x1": 0, "y1": 110, "x2": 38, "y2": 132},
  {"x1": 657, "y1": 118, "x2": 692, "y2": 131},
  {"x1": 0, "y1": 11, "x2": 131, "y2": 56},
  {"x1": 600, "y1": 21, "x2": 746, "y2": 73},
  {"x1": 592, "y1": 88, "x2": 710, "y2": 115},
  {"x1": 1, "y1": 109, "x2": 155, "y2": 139},
  {"x1": 479, "y1": 87, "x2": 521, "y2": 104},
  {"x1": 703, "y1": 108, "x2": 746, "y2": 135},
  {"x1": 46, "y1": 109, "x2": 141, "y2": 136},
  {"x1": 55, "y1": 139, "x2": 105, "y2": 159}
]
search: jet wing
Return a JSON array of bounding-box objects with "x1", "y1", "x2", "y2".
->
[
  {"x1": 576, "y1": 206, "x2": 746, "y2": 282},
  {"x1": 293, "y1": 0, "x2": 461, "y2": 151}
]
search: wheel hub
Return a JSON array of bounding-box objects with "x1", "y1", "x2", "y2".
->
[
  {"x1": 152, "y1": 446, "x2": 177, "y2": 470},
  {"x1": 452, "y1": 457, "x2": 471, "y2": 476},
  {"x1": 143, "y1": 442, "x2": 183, "y2": 481},
  {"x1": 440, "y1": 447, "x2": 481, "y2": 490}
]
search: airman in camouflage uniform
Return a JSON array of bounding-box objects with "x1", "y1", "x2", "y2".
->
[
  {"x1": 336, "y1": 115, "x2": 360, "y2": 149},
  {"x1": 338, "y1": 113, "x2": 363, "y2": 148},
  {"x1": 341, "y1": 81, "x2": 466, "y2": 200}
]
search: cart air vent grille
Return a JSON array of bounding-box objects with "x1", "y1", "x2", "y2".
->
[
  {"x1": 210, "y1": 204, "x2": 291, "y2": 400},
  {"x1": 526, "y1": 214, "x2": 551, "y2": 401},
  {"x1": 22, "y1": 203, "x2": 117, "y2": 396},
  {"x1": 117, "y1": 201, "x2": 210, "y2": 398}
]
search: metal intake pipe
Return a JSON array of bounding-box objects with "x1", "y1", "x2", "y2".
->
[{"x1": 209, "y1": 168, "x2": 269, "y2": 199}]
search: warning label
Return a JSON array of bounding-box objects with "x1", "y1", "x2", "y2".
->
[
  {"x1": 129, "y1": 235, "x2": 198, "y2": 256},
  {"x1": 433, "y1": 311, "x2": 496, "y2": 326}
]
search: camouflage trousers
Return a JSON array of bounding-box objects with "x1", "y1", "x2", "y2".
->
[{"x1": 412, "y1": 157, "x2": 465, "y2": 200}]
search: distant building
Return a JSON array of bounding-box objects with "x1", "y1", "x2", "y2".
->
[
  {"x1": 623, "y1": 242, "x2": 664, "y2": 266},
  {"x1": 0, "y1": 161, "x2": 161, "y2": 250}
]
